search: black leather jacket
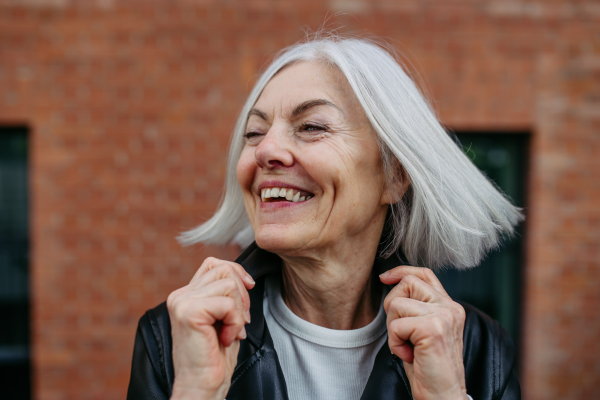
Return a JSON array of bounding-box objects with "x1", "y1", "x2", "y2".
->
[{"x1": 127, "y1": 243, "x2": 521, "y2": 400}]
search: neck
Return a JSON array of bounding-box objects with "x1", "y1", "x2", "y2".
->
[{"x1": 278, "y1": 241, "x2": 383, "y2": 330}]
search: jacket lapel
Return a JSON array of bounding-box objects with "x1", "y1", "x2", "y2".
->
[
  {"x1": 360, "y1": 344, "x2": 413, "y2": 400},
  {"x1": 227, "y1": 244, "x2": 289, "y2": 400},
  {"x1": 227, "y1": 243, "x2": 412, "y2": 400}
]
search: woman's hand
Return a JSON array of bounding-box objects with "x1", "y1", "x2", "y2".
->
[
  {"x1": 380, "y1": 266, "x2": 468, "y2": 400},
  {"x1": 167, "y1": 257, "x2": 255, "y2": 400}
]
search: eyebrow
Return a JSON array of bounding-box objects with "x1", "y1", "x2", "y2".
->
[
  {"x1": 291, "y1": 99, "x2": 342, "y2": 117},
  {"x1": 248, "y1": 108, "x2": 268, "y2": 120},
  {"x1": 248, "y1": 99, "x2": 342, "y2": 121}
]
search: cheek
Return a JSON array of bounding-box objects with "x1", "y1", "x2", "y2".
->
[
  {"x1": 236, "y1": 148, "x2": 256, "y2": 191},
  {"x1": 313, "y1": 138, "x2": 384, "y2": 193}
]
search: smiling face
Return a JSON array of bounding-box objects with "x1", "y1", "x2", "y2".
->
[{"x1": 236, "y1": 61, "x2": 392, "y2": 258}]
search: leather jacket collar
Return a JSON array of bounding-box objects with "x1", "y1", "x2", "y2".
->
[
  {"x1": 127, "y1": 243, "x2": 521, "y2": 400},
  {"x1": 229, "y1": 242, "x2": 413, "y2": 400}
]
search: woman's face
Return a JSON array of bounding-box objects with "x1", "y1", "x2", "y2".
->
[{"x1": 236, "y1": 61, "x2": 392, "y2": 256}]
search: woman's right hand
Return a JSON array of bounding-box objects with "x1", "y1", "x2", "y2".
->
[{"x1": 167, "y1": 257, "x2": 255, "y2": 400}]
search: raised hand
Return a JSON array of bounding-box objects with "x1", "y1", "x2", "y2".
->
[
  {"x1": 380, "y1": 266, "x2": 468, "y2": 400},
  {"x1": 167, "y1": 258, "x2": 255, "y2": 400}
]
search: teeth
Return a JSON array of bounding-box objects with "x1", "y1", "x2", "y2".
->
[{"x1": 260, "y1": 187, "x2": 313, "y2": 202}]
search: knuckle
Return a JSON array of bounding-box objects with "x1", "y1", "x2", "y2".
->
[
  {"x1": 201, "y1": 257, "x2": 217, "y2": 269},
  {"x1": 429, "y1": 317, "x2": 447, "y2": 338},
  {"x1": 222, "y1": 296, "x2": 236, "y2": 310},
  {"x1": 454, "y1": 303, "x2": 466, "y2": 321},
  {"x1": 401, "y1": 275, "x2": 418, "y2": 290},
  {"x1": 219, "y1": 263, "x2": 236, "y2": 275},
  {"x1": 388, "y1": 318, "x2": 404, "y2": 333},
  {"x1": 223, "y1": 278, "x2": 238, "y2": 292},
  {"x1": 423, "y1": 268, "x2": 436, "y2": 281},
  {"x1": 172, "y1": 301, "x2": 192, "y2": 322},
  {"x1": 390, "y1": 297, "x2": 404, "y2": 311},
  {"x1": 166, "y1": 293, "x2": 175, "y2": 308},
  {"x1": 202, "y1": 257, "x2": 225, "y2": 271},
  {"x1": 166, "y1": 287, "x2": 184, "y2": 308}
]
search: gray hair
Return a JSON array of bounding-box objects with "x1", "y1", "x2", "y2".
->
[{"x1": 179, "y1": 35, "x2": 524, "y2": 270}]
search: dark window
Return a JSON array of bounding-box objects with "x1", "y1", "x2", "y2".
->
[
  {"x1": 0, "y1": 127, "x2": 30, "y2": 399},
  {"x1": 436, "y1": 132, "x2": 528, "y2": 361}
]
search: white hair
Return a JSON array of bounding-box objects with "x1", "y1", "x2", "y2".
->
[{"x1": 179, "y1": 35, "x2": 524, "y2": 270}]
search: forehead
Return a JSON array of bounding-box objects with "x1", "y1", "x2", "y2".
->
[{"x1": 254, "y1": 61, "x2": 357, "y2": 115}]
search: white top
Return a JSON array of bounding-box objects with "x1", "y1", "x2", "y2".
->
[{"x1": 264, "y1": 275, "x2": 388, "y2": 400}]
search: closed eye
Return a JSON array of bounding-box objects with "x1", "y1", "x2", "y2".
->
[
  {"x1": 299, "y1": 123, "x2": 326, "y2": 132},
  {"x1": 244, "y1": 131, "x2": 264, "y2": 139}
]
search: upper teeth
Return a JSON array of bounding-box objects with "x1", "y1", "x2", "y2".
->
[{"x1": 261, "y1": 187, "x2": 311, "y2": 202}]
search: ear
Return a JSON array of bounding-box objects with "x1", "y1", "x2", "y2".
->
[{"x1": 381, "y1": 162, "x2": 411, "y2": 205}]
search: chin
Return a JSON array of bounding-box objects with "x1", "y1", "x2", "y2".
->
[{"x1": 254, "y1": 227, "x2": 304, "y2": 254}]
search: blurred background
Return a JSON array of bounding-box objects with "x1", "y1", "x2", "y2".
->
[{"x1": 0, "y1": 0, "x2": 598, "y2": 399}]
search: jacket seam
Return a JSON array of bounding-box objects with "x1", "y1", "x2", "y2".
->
[
  {"x1": 497, "y1": 323, "x2": 511, "y2": 399},
  {"x1": 147, "y1": 309, "x2": 169, "y2": 386},
  {"x1": 493, "y1": 320, "x2": 499, "y2": 399},
  {"x1": 231, "y1": 347, "x2": 265, "y2": 386},
  {"x1": 246, "y1": 331, "x2": 263, "y2": 350}
]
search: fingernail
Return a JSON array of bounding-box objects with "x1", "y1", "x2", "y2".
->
[
  {"x1": 379, "y1": 271, "x2": 390, "y2": 279},
  {"x1": 245, "y1": 310, "x2": 251, "y2": 324},
  {"x1": 240, "y1": 326, "x2": 247, "y2": 339},
  {"x1": 244, "y1": 275, "x2": 255, "y2": 285}
]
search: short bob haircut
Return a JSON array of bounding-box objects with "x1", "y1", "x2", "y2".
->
[{"x1": 179, "y1": 35, "x2": 523, "y2": 270}]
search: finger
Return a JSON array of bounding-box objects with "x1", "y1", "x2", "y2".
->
[
  {"x1": 383, "y1": 275, "x2": 441, "y2": 311},
  {"x1": 227, "y1": 261, "x2": 256, "y2": 290},
  {"x1": 193, "y1": 264, "x2": 251, "y2": 317},
  {"x1": 380, "y1": 265, "x2": 447, "y2": 296},
  {"x1": 195, "y1": 297, "x2": 246, "y2": 347},
  {"x1": 189, "y1": 278, "x2": 246, "y2": 318},
  {"x1": 191, "y1": 257, "x2": 255, "y2": 289},
  {"x1": 388, "y1": 316, "x2": 424, "y2": 364},
  {"x1": 385, "y1": 297, "x2": 432, "y2": 323}
]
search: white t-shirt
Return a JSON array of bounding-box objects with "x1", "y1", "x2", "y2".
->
[{"x1": 263, "y1": 275, "x2": 388, "y2": 400}]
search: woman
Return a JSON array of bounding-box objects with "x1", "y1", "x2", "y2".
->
[{"x1": 128, "y1": 36, "x2": 522, "y2": 400}]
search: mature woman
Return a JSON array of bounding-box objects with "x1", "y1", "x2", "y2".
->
[{"x1": 128, "y1": 36, "x2": 522, "y2": 400}]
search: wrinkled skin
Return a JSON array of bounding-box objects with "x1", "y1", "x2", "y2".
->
[
  {"x1": 168, "y1": 258, "x2": 254, "y2": 400},
  {"x1": 168, "y1": 61, "x2": 468, "y2": 400},
  {"x1": 381, "y1": 266, "x2": 468, "y2": 400}
]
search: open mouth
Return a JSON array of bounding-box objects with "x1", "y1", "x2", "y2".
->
[{"x1": 260, "y1": 187, "x2": 313, "y2": 203}]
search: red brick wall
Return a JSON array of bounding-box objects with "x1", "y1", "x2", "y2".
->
[{"x1": 0, "y1": 1, "x2": 598, "y2": 399}]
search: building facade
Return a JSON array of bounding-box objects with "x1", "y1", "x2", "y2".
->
[{"x1": 0, "y1": 0, "x2": 598, "y2": 399}]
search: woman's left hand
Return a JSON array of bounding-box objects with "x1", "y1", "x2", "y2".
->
[{"x1": 380, "y1": 266, "x2": 468, "y2": 400}]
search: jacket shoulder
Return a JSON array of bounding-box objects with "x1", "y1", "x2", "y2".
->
[
  {"x1": 127, "y1": 302, "x2": 174, "y2": 400},
  {"x1": 459, "y1": 301, "x2": 521, "y2": 400}
]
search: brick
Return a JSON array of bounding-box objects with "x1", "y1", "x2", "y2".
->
[{"x1": 0, "y1": 1, "x2": 598, "y2": 399}]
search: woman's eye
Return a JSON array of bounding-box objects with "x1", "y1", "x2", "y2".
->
[
  {"x1": 244, "y1": 131, "x2": 263, "y2": 140},
  {"x1": 300, "y1": 123, "x2": 326, "y2": 132}
]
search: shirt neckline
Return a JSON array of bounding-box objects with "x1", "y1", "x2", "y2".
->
[{"x1": 265, "y1": 275, "x2": 388, "y2": 348}]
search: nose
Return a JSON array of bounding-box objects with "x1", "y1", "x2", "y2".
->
[{"x1": 254, "y1": 125, "x2": 294, "y2": 169}]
